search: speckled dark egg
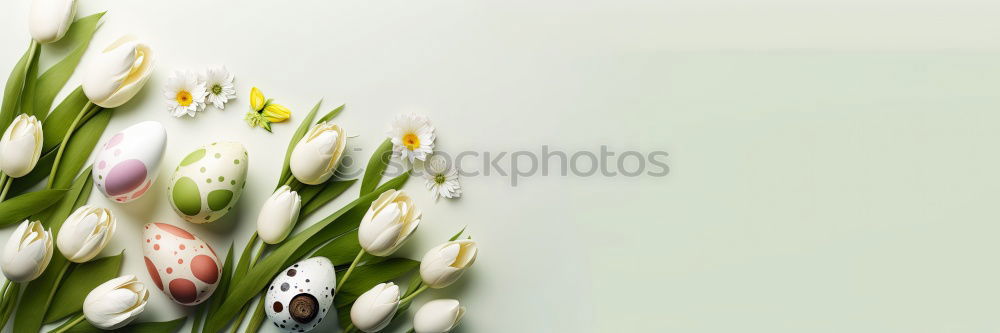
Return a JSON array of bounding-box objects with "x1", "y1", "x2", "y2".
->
[{"x1": 264, "y1": 257, "x2": 336, "y2": 332}]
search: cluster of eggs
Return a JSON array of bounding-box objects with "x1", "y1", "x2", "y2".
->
[{"x1": 98, "y1": 122, "x2": 338, "y2": 332}]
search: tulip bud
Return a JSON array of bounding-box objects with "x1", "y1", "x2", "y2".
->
[
  {"x1": 0, "y1": 114, "x2": 43, "y2": 178},
  {"x1": 256, "y1": 185, "x2": 301, "y2": 244},
  {"x1": 412, "y1": 299, "x2": 465, "y2": 333},
  {"x1": 358, "y1": 190, "x2": 420, "y2": 256},
  {"x1": 28, "y1": 0, "x2": 77, "y2": 44},
  {"x1": 262, "y1": 104, "x2": 291, "y2": 123},
  {"x1": 83, "y1": 275, "x2": 149, "y2": 330},
  {"x1": 82, "y1": 35, "x2": 155, "y2": 108},
  {"x1": 289, "y1": 122, "x2": 346, "y2": 185},
  {"x1": 350, "y1": 283, "x2": 400, "y2": 332},
  {"x1": 1, "y1": 220, "x2": 53, "y2": 282},
  {"x1": 419, "y1": 240, "x2": 477, "y2": 289},
  {"x1": 56, "y1": 205, "x2": 115, "y2": 263}
]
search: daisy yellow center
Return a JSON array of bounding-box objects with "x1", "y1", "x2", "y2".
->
[
  {"x1": 212, "y1": 84, "x2": 222, "y2": 94},
  {"x1": 175, "y1": 91, "x2": 193, "y2": 106},
  {"x1": 434, "y1": 174, "x2": 446, "y2": 184},
  {"x1": 403, "y1": 133, "x2": 420, "y2": 150}
]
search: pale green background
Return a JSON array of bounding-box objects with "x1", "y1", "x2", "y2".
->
[{"x1": 2, "y1": 0, "x2": 1000, "y2": 332}]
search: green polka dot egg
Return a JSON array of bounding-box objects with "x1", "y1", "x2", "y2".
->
[{"x1": 168, "y1": 142, "x2": 249, "y2": 224}]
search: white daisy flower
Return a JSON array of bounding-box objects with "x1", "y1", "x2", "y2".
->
[
  {"x1": 203, "y1": 65, "x2": 236, "y2": 109},
  {"x1": 388, "y1": 113, "x2": 435, "y2": 164},
  {"x1": 163, "y1": 70, "x2": 207, "y2": 117},
  {"x1": 422, "y1": 154, "x2": 462, "y2": 201}
]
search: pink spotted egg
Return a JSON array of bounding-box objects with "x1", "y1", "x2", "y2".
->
[
  {"x1": 92, "y1": 121, "x2": 167, "y2": 203},
  {"x1": 142, "y1": 222, "x2": 221, "y2": 305}
]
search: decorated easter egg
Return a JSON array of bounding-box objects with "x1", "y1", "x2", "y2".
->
[
  {"x1": 142, "y1": 222, "x2": 221, "y2": 305},
  {"x1": 264, "y1": 257, "x2": 337, "y2": 332},
  {"x1": 167, "y1": 142, "x2": 248, "y2": 224},
  {"x1": 92, "y1": 121, "x2": 167, "y2": 203}
]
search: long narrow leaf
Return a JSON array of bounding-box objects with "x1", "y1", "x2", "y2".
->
[
  {"x1": 316, "y1": 103, "x2": 345, "y2": 124},
  {"x1": 0, "y1": 41, "x2": 38, "y2": 132},
  {"x1": 34, "y1": 13, "x2": 104, "y2": 120},
  {"x1": 41, "y1": 86, "x2": 88, "y2": 152},
  {"x1": 0, "y1": 189, "x2": 67, "y2": 226},
  {"x1": 51, "y1": 108, "x2": 110, "y2": 189},
  {"x1": 20, "y1": 45, "x2": 41, "y2": 117},
  {"x1": 34, "y1": 166, "x2": 92, "y2": 228},
  {"x1": 44, "y1": 252, "x2": 124, "y2": 323},
  {"x1": 311, "y1": 231, "x2": 361, "y2": 265},
  {"x1": 300, "y1": 179, "x2": 357, "y2": 217},
  {"x1": 360, "y1": 139, "x2": 393, "y2": 195}
]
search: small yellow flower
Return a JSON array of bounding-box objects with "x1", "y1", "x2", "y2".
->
[
  {"x1": 250, "y1": 87, "x2": 265, "y2": 111},
  {"x1": 262, "y1": 104, "x2": 291, "y2": 123}
]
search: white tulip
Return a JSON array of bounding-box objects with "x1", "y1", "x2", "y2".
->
[
  {"x1": 56, "y1": 205, "x2": 115, "y2": 263},
  {"x1": 289, "y1": 122, "x2": 346, "y2": 185},
  {"x1": 358, "y1": 190, "x2": 420, "y2": 256},
  {"x1": 83, "y1": 275, "x2": 149, "y2": 330},
  {"x1": 412, "y1": 299, "x2": 465, "y2": 333},
  {"x1": 419, "y1": 240, "x2": 477, "y2": 289},
  {"x1": 256, "y1": 185, "x2": 301, "y2": 244},
  {"x1": 1, "y1": 220, "x2": 53, "y2": 282},
  {"x1": 0, "y1": 114, "x2": 43, "y2": 178},
  {"x1": 350, "y1": 282, "x2": 400, "y2": 332},
  {"x1": 82, "y1": 35, "x2": 155, "y2": 108},
  {"x1": 28, "y1": 0, "x2": 76, "y2": 44}
]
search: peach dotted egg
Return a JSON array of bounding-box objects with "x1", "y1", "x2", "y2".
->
[{"x1": 142, "y1": 223, "x2": 221, "y2": 305}]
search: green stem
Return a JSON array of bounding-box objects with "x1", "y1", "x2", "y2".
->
[
  {"x1": 399, "y1": 284, "x2": 429, "y2": 305},
  {"x1": 344, "y1": 324, "x2": 355, "y2": 333},
  {"x1": 250, "y1": 244, "x2": 266, "y2": 269},
  {"x1": 405, "y1": 328, "x2": 415, "y2": 333},
  {"x1": 47, "y1": 312, "x2": 84, "y2": 333},
  {"x1": 47, "y1": 101, "x2": 93, "y2": 188},
  {"x1": 228, "y1": 303, "x2": 251, "y2": 333},
  {"x1": 335, "y1": 250, "x2": 365, "y2": 295},
  {"x1": 245, "y1": 297, "x2": 266, "y2": 333},
  {"x1": 0, "y1": 175, "x2": 11, "y2": 202}
]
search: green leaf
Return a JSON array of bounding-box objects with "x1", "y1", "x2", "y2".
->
[
  {"x1": 449, "y1": 226, "x2": 467, "y2": 241},
  {"x1": 14, "y1": 256, "x2": 68, "y2": 332},
  {"x1": 316, "y1": 103, "x2": 345, "y2": 124},
  {"x1": 338, "y1": 258, "x2": 419, "y2": 298},
  {"x1": 34, "y1": 166, "x2": 92, "y2": 230},
  {"x1": 51, "y1": 108, "x2": 110, "y2": 189},
  {"x1": 245, "y1": 298, "x2": 267, "y2": 333},
  {"x1": 311, "y1": 231, "x2": 362, "y2": 265},
  {"x1": 44, "y1": 252, "x2": 124, "y2": 323},
  {"x1": 20, "y1": 44, "x2": 41, "y2": 118},
  {"x1": 202, "y1": 173, "x2": 408, "y2": 333},
  {"x1": 207, "y1": 242, "x2": 235, "y2": 316},
  {"x1": 66, "y1": 317, "x2": 187, "y2": 333},
  {"x1": 34, "y1": 13, "x2": 104, "y2": 120},
  {"x1": 300, "y1": 179, "x2": 357, "y2": 218},
  {"x1": 0, "y1": 41, "x2": 39, "y2": 132},
  {"x1": 360, "y1": 139, "x2": 394, "y2": 195},
  {"x1": 230, "y1": 234, "x2": 258, "y2": 298},
  {"x1": 333, "y1": 258, "x2": 419, "y2": 328},
  {"x1": 0, "y1": 189, "x2": 67, "y2": 226},
  {"x1": 279, "y1": 100, "x2": 322, "y2": 187},
  {"x1": 41, "y1": 86, "x2": 89, "y2": 152}
]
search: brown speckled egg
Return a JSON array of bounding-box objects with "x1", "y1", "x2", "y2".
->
[{"x1": 142, "y1": 222, "x2": 221, "y2": 305}]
